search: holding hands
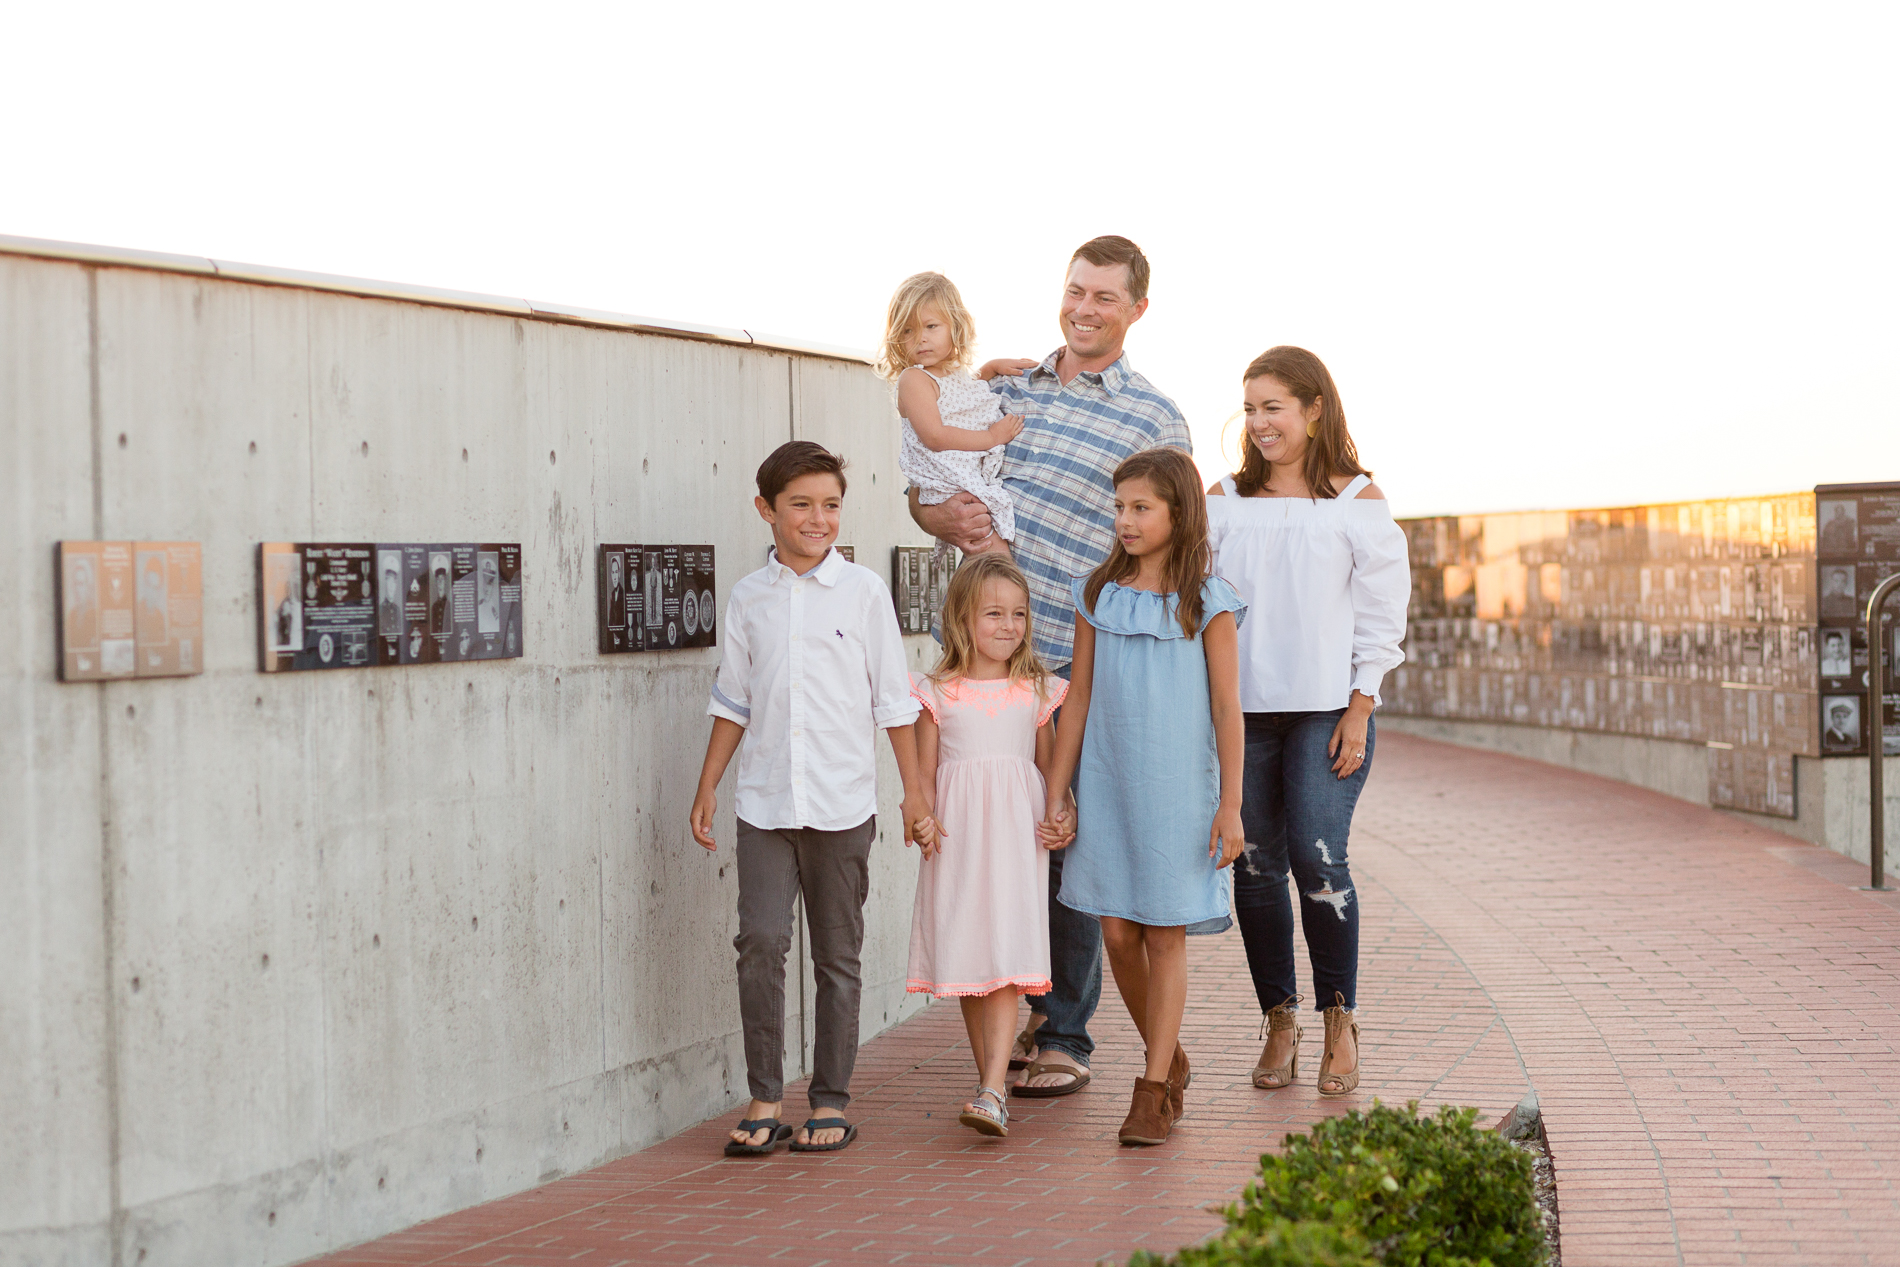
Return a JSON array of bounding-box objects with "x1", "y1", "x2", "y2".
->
[
  {"x1": 903, "y1": 790, "x2": 943, "y2": 858},
  {"x1": 1038, "y1": 789, "x2": 1077, "y2": 851}
]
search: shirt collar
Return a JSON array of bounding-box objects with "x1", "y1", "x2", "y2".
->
[
  {"x1": 1028, "y1": 347, "x2": 1133, "y2": 398},
  {"x1": 768, "y1": 545, "x2": 848, "y2": 586}
]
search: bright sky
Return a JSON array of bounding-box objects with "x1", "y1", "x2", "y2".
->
[{"x1": 6, "y1": 2, "x2": 1897, "y2": 517}]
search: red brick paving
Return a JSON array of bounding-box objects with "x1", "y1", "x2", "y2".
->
[{"x1": 308, "y1": 734, "x2": 1900, "y2": 1266}]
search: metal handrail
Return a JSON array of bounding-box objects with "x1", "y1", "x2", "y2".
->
[{"x1": 1865, "y1": 572, "x2": 1900, "y2": 890}]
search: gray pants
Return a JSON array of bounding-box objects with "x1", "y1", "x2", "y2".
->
[{"x1": 734, "y1": 816, "x2": 876, "y2": 1110}]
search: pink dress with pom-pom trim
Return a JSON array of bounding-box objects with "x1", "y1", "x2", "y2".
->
[{"x1": 905, "y1": 673, "x2": 1067, "y2": 998}]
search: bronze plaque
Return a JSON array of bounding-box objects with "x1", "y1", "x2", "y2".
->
[
  {"x1": 134, "y1": 542, "x2": 204, "y2": 678},
  {"x1": 892, "y1": 545, "x2": 956, "y2": 635},
  {"x1": 59, "y1": 541, "x2": 136, "y2": 681}
]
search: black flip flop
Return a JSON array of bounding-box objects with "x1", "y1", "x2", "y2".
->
[
  {"x1": 723, "y1": 1117, "x2": 794, "y2": 1156},
  {"x1": 788, "y1": 1117, "x2": 858, "y2": 1152}
]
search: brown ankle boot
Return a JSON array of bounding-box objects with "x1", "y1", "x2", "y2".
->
[
  {"x1": 1166, "y1": 1045, "x2": 1190, "y2": 1121},
  {"x1": 1119, "y1": 1077, "x2": 1173, "y2": 1146}
]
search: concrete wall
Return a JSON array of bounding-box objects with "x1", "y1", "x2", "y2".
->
[
  {"x1": 1378, "y1": 715, "x2": 1899, "y2": 862},
  {"x1": 1, "y1": 250, "x2": 937, "y2": 1267}
]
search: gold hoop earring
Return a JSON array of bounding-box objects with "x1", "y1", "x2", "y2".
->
[{"x1": 1306, "y1": 421, "x2": 1320, "y2": 438}]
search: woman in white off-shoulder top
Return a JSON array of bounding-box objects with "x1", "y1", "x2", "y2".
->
[{"x1": 1205, "y1": 345, "x2": 1410, "y2": 1100}]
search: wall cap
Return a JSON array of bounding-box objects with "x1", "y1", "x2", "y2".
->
[{"x1": 0, "y1": 232, "x2": 873, "y2": 365}]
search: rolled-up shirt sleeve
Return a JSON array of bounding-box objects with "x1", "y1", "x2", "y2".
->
[
  {"x1": 707, "y1": 591, "x2": 753, "y2": 725},
  {"x1": 1347, "y1": 507, "x2": 1412, "y2": 706},
  {"x1": 865, "y1": 585, "x2": 922, "y2": 729}
]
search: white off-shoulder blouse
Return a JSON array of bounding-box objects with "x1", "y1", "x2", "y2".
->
[{"x1": 1206, "y1": 473, "x2": 1411, "y2": 713}]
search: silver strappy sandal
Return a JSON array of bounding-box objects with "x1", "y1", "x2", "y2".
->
[{"x1": 958, "y1": 1085, "x2": 1009, "y2": 1137}]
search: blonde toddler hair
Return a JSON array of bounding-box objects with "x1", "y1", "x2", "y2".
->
[{"x1": 875, "y1": 271, "x2": 977, "y2": 380}]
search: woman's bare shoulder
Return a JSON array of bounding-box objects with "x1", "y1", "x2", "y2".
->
[
  {"x1": 1330, "y1": 473, "x2": 1386, "y2": 500},
  {"x1": 1207, "y1": 479, "x2": 1227, "y2": 496}
]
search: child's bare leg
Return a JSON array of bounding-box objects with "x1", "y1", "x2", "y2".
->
[
  {"x1": 977, "y1": 987, "x2": 1019, "y2": 1092},
  {"x1": 1140, "y1": 925, "x2": 1189, "y2": 1082},
  {"x1": 1101, "y1": 915, "x2": 1154, "y2": 1047},
  {"x1": 959, "y1": 995, "x2": 989, "y2": 1083}
]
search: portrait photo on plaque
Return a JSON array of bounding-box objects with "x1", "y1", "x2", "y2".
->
[
  {"x1": 466, "y1": 544, "x2": 522, "y2": 659},
  {"x1": 377, "y1": 550, "x2": 404, "y2": 636},
  {"x1": 1820, "y1": 564, "x2": 1858, "y2": 619},
  {"x1": 261, "y1": 544, "x2": 304, "y2": 657},
  {"x1": 1817, "y1": 498, "x2": 1858, "y2": 556},
  {"x1": 58, "y1": 540, "x2": 136, "y2": 681},
  {"x1": 1821, "y1": 694, "x2": 1861, "y2": 753},
  {"x1": 1818, "y1": 628, "x2": 1852, "y2": 680},
  {"x1": 133, "y1": 542, "x2": 203, "y2": 677}
]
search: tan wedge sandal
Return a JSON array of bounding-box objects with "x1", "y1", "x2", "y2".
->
[
  {"x1": 1317, "y1": 992, "x2": 1360, "y2": 1097},
  {"x1": 1251, "y1": 995, "x2": 1303, "y2": 1090}
]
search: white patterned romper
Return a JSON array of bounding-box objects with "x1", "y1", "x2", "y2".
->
[{"x1": 896, "y1": 367, "x2": 1017, "y2": 542}]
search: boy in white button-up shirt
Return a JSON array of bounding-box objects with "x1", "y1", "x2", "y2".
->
[{"x1": 690, "y1": 441, "x2": 932, "y2": 1157}]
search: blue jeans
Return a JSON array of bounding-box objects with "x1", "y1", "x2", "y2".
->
[
  {"x1": 1232, "y1": 709, "x2": 1372, "y2": 1013},
  {"x1": 1026, "y1": 662, "x2": 1102, "y2": 1065}
]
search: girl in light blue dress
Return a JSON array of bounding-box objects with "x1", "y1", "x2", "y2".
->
[{"x1": 1037, "y1": 447, "x2": 1247, "y2": 1147}]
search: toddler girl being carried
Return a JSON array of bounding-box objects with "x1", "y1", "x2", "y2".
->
[
  {"x1": 878, "y1": 272, "x2": 1023, "y2": 558},
  {"x1": 906, "y1": 553, "x2": 1067, "y2": 1137}
]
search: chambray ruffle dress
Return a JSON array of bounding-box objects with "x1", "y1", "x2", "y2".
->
[{"x1": 1057, "y1": 577, "x2": 1247, "y2": 932}]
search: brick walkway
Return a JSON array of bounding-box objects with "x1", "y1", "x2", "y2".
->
[{"x1": 310, "y1": 734, "x2": 1900, "y2": 1267}]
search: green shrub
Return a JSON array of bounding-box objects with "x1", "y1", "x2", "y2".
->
[
  {"x1": 1130, "y1": 1217, "x2": 1376, "y2": 1267},
  {"x1": 1132, "y1": 1101, "x2": 1544, "y2": 1267}
]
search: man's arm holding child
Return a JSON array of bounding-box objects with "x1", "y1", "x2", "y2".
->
[
  {"x1": 898, "y1": 368, "x2": 1022, "y2": 453},
  {"x1": 909, "y1": 488, "x2": 993, "y2": 552}
]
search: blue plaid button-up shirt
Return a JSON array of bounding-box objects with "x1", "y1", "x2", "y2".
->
[{"x1": 991, "y1": 349, "x2": 1190, "y2": 667}]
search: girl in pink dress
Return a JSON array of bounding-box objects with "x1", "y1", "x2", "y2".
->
[{"x1": 907, "y1": 553, "x2": 1067, "y2": 1138}]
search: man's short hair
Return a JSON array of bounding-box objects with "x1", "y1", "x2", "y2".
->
[
  {"x1": 1070, "y1": 235, "x2": 1151, "y2": 304},
  {"x1": 756, "y1": 440, "x2": 848, "y2": 505}
]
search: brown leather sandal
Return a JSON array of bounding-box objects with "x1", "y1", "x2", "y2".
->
[
  {"x1": 1118, "y1": 1077, "x2": 1173, "y2": 1146},
  {"x1": 1011, "y1": 1056, "x2": 1090, "y2": 1098},
  {"x1": 1008, "y1": 1013, "x2": 1045, "y2": 1071},
  {"x1": 1252, "y1": 995, "x2": 1303, "y2": 1090},
  {"x1": 1317, "y1": 992, "x2": 1360, "y2": 1097}
]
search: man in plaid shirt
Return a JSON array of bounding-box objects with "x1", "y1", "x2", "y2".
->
[{"x1": 908, "y1": 235, "x2": 1190, "y2": 1099}]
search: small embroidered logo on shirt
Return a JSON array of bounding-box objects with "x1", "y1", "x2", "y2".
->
[{"x1": 835, "y1": 629, "x2": 845, "y2": 638}]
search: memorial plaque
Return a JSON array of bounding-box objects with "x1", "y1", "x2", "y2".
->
[
  {"x1": 133, "y1": 542, "x2": 203, "y2": 678},
  {"x1": 892, "y1": 546, "x2": 957, "y2": 635},
  {"x1": 259, "y1": 542, "x2": 376, "y2": 672},
  {"x1": 59, "y1": 540, "x2": 136, "y2": 681},
  {"x1": 597, "y1": 543, "x2": 715, "y2": 653},
  {"x1": 263, "y1": 541, "x2": 523, "y2": 672},
  {"x1": 1813, "y1": 481, "x2": 1900, "y2": 755}
]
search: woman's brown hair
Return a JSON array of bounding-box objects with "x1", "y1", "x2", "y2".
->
[
  {"x1": 1231, "y1": 346, "x2": 1368, "y2": 499},
  {"x1": 931, "y1": 553, "x2": 1051, "y2": 701},
  {"x1": 1082, "y1": 447, "x2": 1212, "y2": 639}
]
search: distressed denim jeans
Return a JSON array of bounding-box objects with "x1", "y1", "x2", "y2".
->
[{"x1": 1232, "y1": 709, "x2": 1372, "y2": 1014}]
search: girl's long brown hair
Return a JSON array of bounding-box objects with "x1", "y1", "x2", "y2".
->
[
  {"x1": 1232, "y1": 346, "x2": 1368, "y2": 499},
  {"x1": 931, "y1": 553, "x2": 1051, "y2": 700},
  {"x1": 1082, "y1": 448, "x2": 1212, "y2": 639}
]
